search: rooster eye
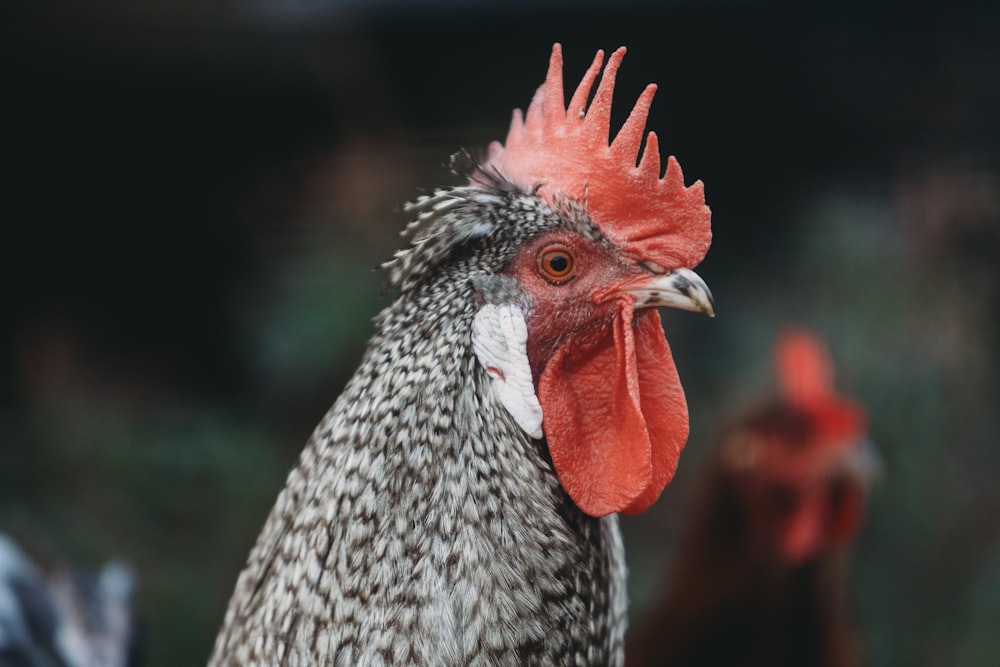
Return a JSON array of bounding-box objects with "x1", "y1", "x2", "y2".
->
[{"x1": 537, "y1": 246, "x2": 576, "y2": 283}]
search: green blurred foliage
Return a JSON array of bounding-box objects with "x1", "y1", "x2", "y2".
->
[{"x1": 1, "y1": 401, "x2": 288, "y2": 664}]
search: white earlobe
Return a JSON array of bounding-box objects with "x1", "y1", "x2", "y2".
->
[{"x1": 471, "y1": 303, "x2": 544, "y2": 439}]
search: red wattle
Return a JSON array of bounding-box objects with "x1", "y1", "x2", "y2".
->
[
  {"x1": 537, "y1": 303, "x2": 688, "y2": 517},
  {"x1": 622, "y1": 310, "x2": 689, "y2": 515}
]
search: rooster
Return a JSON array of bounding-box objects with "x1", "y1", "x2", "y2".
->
[
  {"x1": 209, "y1": 44, "x2": 713, "y2": 665},
  {"x1": 627, "y1": 330, "x2": 877, "y2": 667}
]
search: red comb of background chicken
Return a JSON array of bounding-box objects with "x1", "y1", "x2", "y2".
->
[
  {"x1": 486, "y1": 44, "x2": 712, "y2": 271},
  {"x1": 775, "y1": 329, "x2": 867, "y2": 449}
]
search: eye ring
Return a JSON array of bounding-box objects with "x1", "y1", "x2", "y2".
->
[{"x1": 537, "y1": 244, "x2": 577, "y2": 284}]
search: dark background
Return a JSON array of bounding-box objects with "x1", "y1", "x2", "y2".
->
[{"x1": 2, "y1": 1, "x2": 999, "y2": 664}]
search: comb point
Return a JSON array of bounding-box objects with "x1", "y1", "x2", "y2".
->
[
  {"x1": 613, "y1": 84, "x2": 657, "y2": 167},
  {"x1": 637, "y1": 131, "x2": 661, "y2": 178},
  {"x1": 664, "y1": 155, "x2": 685, "y2": 187},
  {"x1": 583, "y1": 47, "x2": 627, "y2": 146},
  {"x1": 542, "y1": 43, "x2": 566, "y2": 124},
  {"x1": 567, "y1": 49, "x2": 605, "y2": 120}
]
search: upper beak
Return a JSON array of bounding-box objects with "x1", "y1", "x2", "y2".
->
[{"x1": 620, "y1": 267, "x2": 715, "y2": 317}]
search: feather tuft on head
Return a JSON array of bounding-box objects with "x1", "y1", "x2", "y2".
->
[{"x1": 484, "y1": 44, "x2": 712, "y2": 270}]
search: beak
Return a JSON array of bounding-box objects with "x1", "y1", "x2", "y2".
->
[
  {"x1": 620, "y1": 268, "x2": 715, "y2": 317},
  {"x1": 836, "y1": 438, "x2": 883, "y2": 486}
]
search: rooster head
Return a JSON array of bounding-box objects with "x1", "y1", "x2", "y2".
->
[
  {"x1": 391, "y1": 44, "x2": 712, "y2": 518},
  {"x1": 471, "y1": 44, "x2": 712, "y2": 517}
]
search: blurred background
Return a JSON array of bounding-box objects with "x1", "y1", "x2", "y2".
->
[{"x1": 2, "y1": 0, "x2": 998, "y2": 664}]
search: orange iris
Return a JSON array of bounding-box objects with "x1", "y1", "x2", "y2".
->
[{"x1": 537, "y1": 245, "x2": 576, "y2": 283}]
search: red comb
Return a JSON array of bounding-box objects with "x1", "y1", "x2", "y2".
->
[
  {"x1": 484, "y1": 44, "x2": 712, "y2": 270},
  {"x1": 775, "y1": 329, "x2": 867, "y2": 444},
  {"x1": 776, "y1": 330, "x2": 836, "y2": 405}
]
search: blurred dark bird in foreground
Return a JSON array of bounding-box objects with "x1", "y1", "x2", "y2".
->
[
  {"x1": 209, "y1": 44, "x2": 714, "y2": 665},
  {"x1": 627, "y1": 329, "x2": 878, "y2": 667},
  {"x1": 0, "y1": 535, "x2": 139, "y2": 667}
]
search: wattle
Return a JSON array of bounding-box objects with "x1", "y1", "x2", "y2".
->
[{"x1": 537, "y1": 302, "x2": 689, "y2": 517}]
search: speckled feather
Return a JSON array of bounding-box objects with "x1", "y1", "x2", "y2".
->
[{"x1": 208, "y1": 163, "x2": 628, "y2": 666}]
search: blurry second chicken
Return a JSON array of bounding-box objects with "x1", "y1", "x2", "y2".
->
[{"x1": 628, "y1": 329, "x2": 877, "y2": 667}]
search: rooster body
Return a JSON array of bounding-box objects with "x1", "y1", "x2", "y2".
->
[
  {"x1": 211, "y1": 187, "x2": 628, "y2": 664},
  {"x1": 211, "y1": 45, "x2": 713, "y2": 666}
]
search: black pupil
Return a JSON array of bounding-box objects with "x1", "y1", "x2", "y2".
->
[{"x1": 548, "y1": 254, "x2": 569, "y2": 273}]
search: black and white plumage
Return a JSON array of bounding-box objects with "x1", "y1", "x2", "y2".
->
[
  {"x1": 210, "y1": 44, "x2": 713, "y2": 666},
  {"x1": 0, "y1": 535, "x2": 138, "y2": 667},
  {"x1": 210, "y1": 179, "x2": 629, "y2": 666}
]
